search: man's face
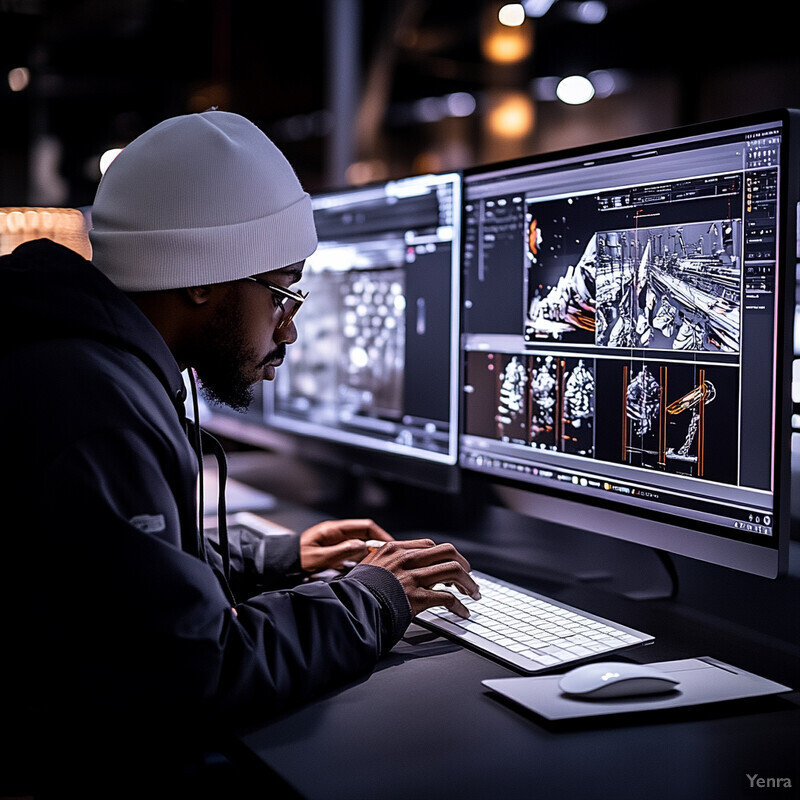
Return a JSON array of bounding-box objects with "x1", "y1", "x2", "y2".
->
[{"x1": 194, "y1": 262, "x2": 304, "y2": 411}]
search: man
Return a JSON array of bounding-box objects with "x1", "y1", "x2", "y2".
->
[{"x1": 0, "y1": 110, "x2": 478, "y2": 797}]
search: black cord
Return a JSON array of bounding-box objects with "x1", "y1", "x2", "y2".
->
[
  {"x1": 201, "y1": 429, "x2": 232, "y2": 586},
  {"x1": 185, "y1": 370, "x2": 236, "y2": 604},
  {"x1": 188, "y1": 370, "x2": 208, "y2": 563},
  {"x1": 653, "y1": 548, "x2": 680, "y2": 599}
]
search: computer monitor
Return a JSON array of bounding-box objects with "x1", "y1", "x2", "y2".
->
[
  {"x1": 460, "y1": 109, "x2": 798, "y2": 578},
  {"x1": 262, "y1": 171, "x2": 462, "y2": 490}
]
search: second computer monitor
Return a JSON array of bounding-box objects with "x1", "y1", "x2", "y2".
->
[{"x1": 263, "y1": 172, "x2": 462, "y2": 481}]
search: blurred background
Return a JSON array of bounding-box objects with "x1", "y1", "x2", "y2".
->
[{"x1": 1, "y1": 0, "x2": 799, "y2": 208}]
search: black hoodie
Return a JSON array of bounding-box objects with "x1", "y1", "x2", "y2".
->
[{"x1": 0, "y1": 239, "x2": 411, "y2": 795}]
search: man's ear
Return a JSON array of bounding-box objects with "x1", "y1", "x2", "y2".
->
[{"x1": 184, "y1": 285, "x2": 213, "y2": 306}]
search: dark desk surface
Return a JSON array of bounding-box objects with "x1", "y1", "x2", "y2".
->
[{"x1": 230, "y1": 609, "x2": 800, "y2": 800}]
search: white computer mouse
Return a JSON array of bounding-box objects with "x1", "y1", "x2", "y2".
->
[{"x1": 558, "y1": 661, "x2": 680, "y2": 699}]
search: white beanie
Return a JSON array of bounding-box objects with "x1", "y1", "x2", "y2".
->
[{"x1": 89, "y1": 110, "x2": 318, "y2": 291}]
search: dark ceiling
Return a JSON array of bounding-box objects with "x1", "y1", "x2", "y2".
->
[{"x1": 2, "y1": 0, "x2": 799, "y2": 206}]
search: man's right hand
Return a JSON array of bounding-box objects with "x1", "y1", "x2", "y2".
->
[{"x1": 360, "y1": 538, "x2": 480, "y2": 619}]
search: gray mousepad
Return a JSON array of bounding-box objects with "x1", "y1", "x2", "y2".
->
[{"x1": 482, "y1": 657, "x2": 792, "y2": 720}]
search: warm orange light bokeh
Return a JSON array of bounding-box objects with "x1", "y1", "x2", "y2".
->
[
  {"x1": 0, "y1": 207, "x2": 91, "y2": 258},
  {"x1": 487, "y1": 93, "x2": 536, "y2": 138}
]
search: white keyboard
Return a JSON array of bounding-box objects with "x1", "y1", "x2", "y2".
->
[{"x1": 416, "y1": 570, "x2": 654, "y2": 673}]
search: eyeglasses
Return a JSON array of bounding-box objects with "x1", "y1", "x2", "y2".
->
[{"x1": 244, "y1": 276, "x2": 308, "y2": 329}]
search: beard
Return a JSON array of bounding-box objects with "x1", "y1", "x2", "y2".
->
[{"x1": 193, "y1": 297, "x2": 284, "y2": 412}]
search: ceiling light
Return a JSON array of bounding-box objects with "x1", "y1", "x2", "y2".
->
[
  {"x1": 530, "y1": 76, "x2": 561, "y2": 101},
  {"x1": 587, "y1": 69, "x2": 630, "y2": 98},
  {"x1": 499, "y1": 4, "x2": 526, "y2": 26},
  {"x1": 555, "y1": 75, "x2": 595, "y2": 105},
  {"x1": 523, "y1": 0, "x2": 558, "y2": 18},
  {"x1": 8, "y1": 67, "x2": 30, "y2": 92},
  {"x1": 446, "y1": 92, "x2": 477, "y2": 117},
  {"x1": 99, "y1": 148, "x2": 124, "y2": 175},
  {"x1": 564, "y1": 0, "x2": 607, "y2": 23}
]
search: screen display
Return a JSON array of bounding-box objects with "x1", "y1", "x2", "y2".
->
[
  {"x1": 264, "y1": 172, "x2": 462, "y2": 466},
  {"x1": 460, "y1": 112, "x2": 796, "y2": 576}
]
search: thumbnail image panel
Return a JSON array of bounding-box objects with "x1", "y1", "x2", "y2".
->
[
  {"x1": 495, "y1": 353, "x2": 531, "y2": 445},
  {"x1": 561, "y1": 357, "x2": 595, "y2": 456},
  {"x1": 463, "y1": 351, "x2": 595, "y2": 456},
  {"x1": 524, "y1": 196, "x2": 598, "y2": 344},
  {"x1": 593, "y1": 358, "x2": 739, "y2": 483},
  {"x1": 527, "y1": 355, "x2": 558, "y2": 450},
  {"x1": 595, "y1": 220, "x2": 741, "y2": 352},
  {"x1": 278, "y1": 268, "x2": 406, "y2": 422}
]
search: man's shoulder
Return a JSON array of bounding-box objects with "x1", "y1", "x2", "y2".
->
[{"x1": 17, "y1": 336, "x2": 166, "y2": 417}]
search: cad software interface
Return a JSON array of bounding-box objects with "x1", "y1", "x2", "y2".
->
[
  {"x1": 460, "y1": 118, "x2": 788, "y2": 550},
  {"x1": 266, "y1": 173, "x2": 461, "y2": 464}
]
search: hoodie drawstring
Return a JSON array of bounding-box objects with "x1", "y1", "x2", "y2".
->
[{"x1": 187, "y1": 369, "x2": 235, "y2": 605}]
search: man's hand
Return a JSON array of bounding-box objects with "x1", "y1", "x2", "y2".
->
[
  {"x1": 299, "y1": 519, "x2": 394, "y2": 574},
  {"x1": 361, "y1": 538, "x2": 480, "y2": 619}
]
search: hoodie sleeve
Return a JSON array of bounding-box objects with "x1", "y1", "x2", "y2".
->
[
  {"x1": 205, "y1": 523, "x2": 307, "y2": 594},
  {"x1": 203, "y1": 514, "x2": 411, "y2": 644},
  {"x1": 30, "y1": 417, "x2": 411, "y2": 730}
]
